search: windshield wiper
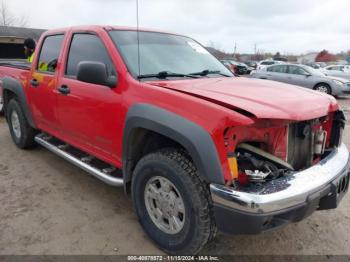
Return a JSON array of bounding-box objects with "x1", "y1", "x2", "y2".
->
[
  {"x1": 138, "y1": 71, "x2": 200, "y2": 80},
  {"x1": 189, "y1": 69, "x2": 231, "y2": 77}
]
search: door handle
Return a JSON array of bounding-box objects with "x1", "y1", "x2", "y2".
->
[
  {"x1": 58, "y1": 85, "x2": 70, "y2": 95},
  {"x1": 30, "y1": 79, "x2": 39, "y2": 87}
]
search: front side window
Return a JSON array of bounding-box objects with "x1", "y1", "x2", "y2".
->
[
  {"x1": 288, "y1": 65, "x2": 308, "y2": 75},
  {"x1": 37, "y1": 34, "x2": 64, "y2": 73},
  {"x1": 109, "y1": 30, "x2": 232, "y2": 79},
  {"x1": 66, "y1": 34, "x2": 115, "y2": 77}
]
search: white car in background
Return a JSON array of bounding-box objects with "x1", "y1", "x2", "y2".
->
[
  {"x1": 322, "y1": 65, "x2": 350, "y2": 80},
  {"x1": 250, "y1": 60, "x2": 286, "y2": 75},
  {"x1": 256, "y1": 60, "x2": 285, "y2": 70}
]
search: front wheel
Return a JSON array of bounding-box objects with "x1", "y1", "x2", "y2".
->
[
  {"x1": 314, "y1": 83, "x2": 332, "y2": 95},
  {"x1": 132, "y1": 148, "x2": 216, "y2": 255}
]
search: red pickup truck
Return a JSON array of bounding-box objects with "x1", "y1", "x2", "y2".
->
[{"x1": 0, "y1": 25, "x2": 349, "y2": 254}]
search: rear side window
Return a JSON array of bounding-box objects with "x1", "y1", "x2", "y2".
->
[
  {"x1": 327, "y1": 66, "x2": 337, "y2": 71},
  {"x1": 267, "y1": 66, "x2": 275, "y2": 72},
  {"x1": 37, "y1": 34, "x2": 64, "y2": 73},
  {"x1": 66, "y1": 34, "x2": 115, "y2": 77}
]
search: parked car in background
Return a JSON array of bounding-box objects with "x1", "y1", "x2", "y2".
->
[
  {"x1": 221, "y1": 60, "x2": 250, "y2": 75},
  {"x1": 322, "y1": 65, "x2": 350, "y2": 80},
  {"x1": 306, "y1": 62, "x2": 321, "y2": 69},
  {"x1": 242, "y1": 63, "x2": 255, "y2": 74},
  {"x1": 221, "y1": 60, "x2": 237, "y2": 74},
  {"x1": 250, "y1": 64, "x2": 350, "y2": 96},
  {"x1": 245, "y1": 61, "x2": 258, "y2": 69},
  {"x1": 256, "y1": 60, "x2": 284, "y2": 70}
]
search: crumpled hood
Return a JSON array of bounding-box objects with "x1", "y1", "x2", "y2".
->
[{"x1": 148, "y1": 77, "x2": 338, "y2": 121}]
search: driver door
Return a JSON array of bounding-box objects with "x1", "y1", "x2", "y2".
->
[
  {"x1": 56, "y1": 32, "x2": 122, "y2": 164},
  {"x1": 286, "y1": 65, "x2": 312, "y2": 88}
]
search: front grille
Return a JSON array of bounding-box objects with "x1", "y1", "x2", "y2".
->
[{"x1": 288, "y1": 121, "x2": 313, "y2": 170}]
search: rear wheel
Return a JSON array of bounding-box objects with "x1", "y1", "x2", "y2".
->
[
  {"x1": 132, "y1": 148, "x2": 216, "y2": 254},
  {"x1": 314, "y1": 83, "x2": 331, "y2": 94},
  {"x1": 6, "y1": 99, "x2": 37, "y2": 149}
]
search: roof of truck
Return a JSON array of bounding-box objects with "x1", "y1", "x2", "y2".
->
[{"x1": 43, "y1": 25, "x2": 182, "y2": 37}]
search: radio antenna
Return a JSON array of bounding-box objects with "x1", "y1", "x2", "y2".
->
[{"x1": 136, "y1": 0, "x2": 141, "y2": 79}]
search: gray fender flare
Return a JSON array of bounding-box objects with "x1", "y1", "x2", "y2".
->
[
  {"x1": 123, "y1": 103, "x2": 224, "y2": 187},
  {"x1": 2, "y1": 77, "x2": 36, "y2": 128}
]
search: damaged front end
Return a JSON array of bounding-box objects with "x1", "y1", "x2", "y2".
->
[
  {"x1": 210, "y1": 110, "x2": 349, "y2": 234},
  {"x1": 223, "y1": 110, "x2": 346, "y2": 190}
]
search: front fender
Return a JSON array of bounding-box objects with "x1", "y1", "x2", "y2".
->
[{"x1": 123, "y1": 103, "x2": 225, "y2": 185}]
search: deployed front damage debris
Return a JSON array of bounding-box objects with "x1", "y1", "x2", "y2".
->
[
  {"x1": 225, "y1": 111, "x2": 346, "y2": 191},
  {"x1": 237, "y1": 143, "x2": 294, "y2": 184},
  {"x1": 236, "y1": 143, "x2": 293, "y2": 184}
]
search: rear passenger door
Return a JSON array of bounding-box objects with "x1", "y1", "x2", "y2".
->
[
  {"x1": 266, "y1": 65, "x2": 289, "y2": 83},
  {"x1": 56, "y1": 32, "x2": 122, "y2": 164},
  {"x1": 28, "y1": 34, "x2": 65, "y2": 137}
]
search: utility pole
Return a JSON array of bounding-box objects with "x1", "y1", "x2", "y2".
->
[
  {"x1": 233, "y1": 41, "x2": 237, "y2": 59},
  {"x1": 254, "y1": 43, "x2": 257, "y2": 55}
]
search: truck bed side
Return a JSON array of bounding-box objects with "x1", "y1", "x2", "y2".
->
[{"x1": 0, "y1": 64, "x2": 34, "y2": 127}]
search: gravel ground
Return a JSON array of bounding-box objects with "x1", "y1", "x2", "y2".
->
[{"x1": 0, "y1": 98, "x2": 349, "y2": 255}]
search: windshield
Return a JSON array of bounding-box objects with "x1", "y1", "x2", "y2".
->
[{"x1": 109, "y1": 30, "x2": 233, "y2": 79}]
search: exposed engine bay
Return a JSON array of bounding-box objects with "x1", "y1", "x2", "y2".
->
[
  {"x1": 225, "y1": 110, "x2": 346, "y2": 189},
  {"x1": 236, "y1": 143, "x2": 293, "y2": 185}
]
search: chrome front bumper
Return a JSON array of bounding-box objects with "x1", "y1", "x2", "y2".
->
[{"x1": 210, "y1": 143, "x2": 350, "y2": 214}]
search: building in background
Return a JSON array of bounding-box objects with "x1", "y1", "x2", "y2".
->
[
  {"x1": 297, "y1": 52, "x2": 318, "y2": 64},
  {"x1": 315, "y1": 50, "x2": 337, "y2": 63},
  {"x1": 0, "y1": 26, "x2": 45, "y2": 59}
]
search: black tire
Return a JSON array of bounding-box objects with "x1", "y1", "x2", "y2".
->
[
  {"x1": 132, "y1": 148, "x2": 216, "y2": 255},
  {"x1": 314, "y1": 83, "x2": 332, "y2": 95},
  {"x1": 6, "y1": 99, "x2": 37, "y2": 149}
]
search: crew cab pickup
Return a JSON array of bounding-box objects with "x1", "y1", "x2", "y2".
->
[{"x1": 0, "y1": 26, "x2": 349, "y2": 254}]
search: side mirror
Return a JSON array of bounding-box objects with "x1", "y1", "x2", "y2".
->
[{"x1": 77, "y1": 61, "x2": 117, "y2": 88}]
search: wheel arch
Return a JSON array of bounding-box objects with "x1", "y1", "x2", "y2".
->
[
  {"x1": 2, "y1": 77, "x2": 36, "y2": 128},
  {"x1": 123, "y1": 103, "x2": 224, "y2": 193}
]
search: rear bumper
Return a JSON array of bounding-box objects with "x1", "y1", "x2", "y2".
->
[{"x1": 210, "y1": 143, "x2": 350, "y2": 234}]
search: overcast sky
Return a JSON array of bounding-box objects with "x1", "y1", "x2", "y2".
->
[{"x1": 3, "y1": 0, "x2": 350, "y2": 55}]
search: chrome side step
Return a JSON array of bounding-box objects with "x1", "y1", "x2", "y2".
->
[{"x1": 35, "y1": 134, "x2": 123, "y2": 186}]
